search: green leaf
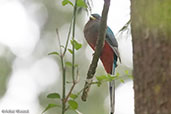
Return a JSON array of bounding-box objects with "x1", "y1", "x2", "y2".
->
[
  {"x1": 116, "y1": 72, "x2": 120, "y2": 77},
  {"x1": 125, "y1": 70, "x2": 129, "y2": 75},
  {"x1": 47, "y1": 93, "x2": 60, "y2": 99},
  {"x1": 96, "y1": 75, "x2": 108, "y2": 81},
  {"x1": 48, "y1": 52, "x2": 59, "y2": 56},
  {"x1": 71, "y1": 40, "x2": 82, "y2": 50},
  {"x1": 60, "y1": 45, "x2": 65, "y2": 48},
  {"x1": 96, "y1": 74, "x2": 116, "y2": 82},
  {"x1": 68, "y1": 49, "x2": 73, "y2": 54},
  {"x1": 65, "y1": 61, "x2": 72, "y2": 67},
  {"x1": 65, "y1": 62, "x2": 78, "y2": 68},
  {"x1": 107, "y1": 74, "x2": 115, "y2": 81},
  {"x1": 97, "y1": 81, "x2": 102, "y2": 87},
  {"x1": 75, "y1": 64, "x2": 78, "y2": 67},
  {"x1": 66, "y1": 81, "x2": 72, "y2": 84},
  {"x1": 128, "y1": 75, "x2": 133, "y2": 79},
  {"x1": 68, "y1": 100, "x2": 78, "y2": 110},
  {"x1": 42, "y1": 104, "x2": 58, "y2": 114},
  {"x1": 70, "y1": 93, "x2": 78, "y2": 99},
  {"x1": 120, "y1": 79, "x2": 125, "y2": 83},
  {"x1": 77, "y1": 0, "x2": 87, "y2": 8},
  {"x1": 62, "y1": 0, "x2": 73, "y2": 6}
]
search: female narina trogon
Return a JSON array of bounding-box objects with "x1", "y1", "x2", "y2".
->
[{"x1": 84, "y1": 13, "x2": 121, "y2": 114}]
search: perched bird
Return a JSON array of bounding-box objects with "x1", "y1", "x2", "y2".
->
[{"x1": 84, "y1": 13, "x2": 121, "y2": 114}]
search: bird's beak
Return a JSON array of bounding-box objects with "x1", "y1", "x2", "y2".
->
[{"x1": 90, "y1": 15, "x2": 96, "y2": 20}]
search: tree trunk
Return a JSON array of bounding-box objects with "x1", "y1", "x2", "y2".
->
[{"x1": 131, "y1": 0, "x2": 171, "y2": 114}]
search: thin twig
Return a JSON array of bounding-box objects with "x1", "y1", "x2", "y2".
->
[
  {"x1": 64, "y1": 64, "x2": 79, "y2": 104},
  {"x1": 72, "y1": 0, "x2": 78, "y2": 82},
  {"x1": 56, "y1": 29, "x2": 66, "y2": 114},
  {"x1": 61, "y1": 57, "x2": 66, "y2": 114},
  {"x1": 56, "y1": 29, "x2": 63, "y2": 55},
  {"x1": 81, "y1": 0, "x2": 111, "y2": 101},
  {"x1": 61, "y1": 0, "x2": 78, "y2": 113},
  {"x1": 55, "y1": 0, "x2": 79, "y2": 113},
  {"x1": 64, "y1": 81, "x2": 77, "y2": 104},
  {"x1": 63, "y1": 19, "x2": 73, "y2": 56}
]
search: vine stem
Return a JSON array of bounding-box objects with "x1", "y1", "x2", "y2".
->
[
  {"x1": 64, "y1": 81, "x2": 76, "y2": 104},
  {"x1": 63, "y1": 19, "x2": 72, "y2": 56},
  {"x1": 56, "y1": 29, "x2": 66, "y2": 114},
  {"x1": 60, "y1": 0, "x2": 78, "y2": 113},
  {"x1": 72, "y1": 0, "x2": 78, "y2": 81},
  {"x1": 61, "y1": 56, "x2": 66, "y2": 114}
]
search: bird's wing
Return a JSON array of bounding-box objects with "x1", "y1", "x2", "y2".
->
[{"x1": 106, "y1": 27, "x2": 121, "y2": 63}]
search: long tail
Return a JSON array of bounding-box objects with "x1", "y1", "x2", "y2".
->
[
  {"x1": 109, "y1": 80, "x2": 115, "y2": 114},
  {"x1": 109, "y1": 55, "x2": 117, "y2": 114}
]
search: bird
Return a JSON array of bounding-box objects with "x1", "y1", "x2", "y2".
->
[{"x1": 84, "y1": 13, "x2": 121, "y2": 114}]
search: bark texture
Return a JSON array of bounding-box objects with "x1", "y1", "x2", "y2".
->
[{"x1": 131, "y1": 0, "x2": 171, "y2": 114}]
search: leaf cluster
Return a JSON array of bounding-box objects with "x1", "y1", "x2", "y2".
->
[
  {"x1": 62, "y1": 0, "x2": 87, "y2": 8},
  {"x1": 42, "y1": 0, "x2": 86, "y2": 113}
]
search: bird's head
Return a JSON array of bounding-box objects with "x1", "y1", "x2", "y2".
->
[{"x1": 90, "y1": 13, "x2": 101, "y2": 21}]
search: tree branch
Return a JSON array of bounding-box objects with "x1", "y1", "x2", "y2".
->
[
  {"x1": 81, "y1": 0, "x2": 111, "y2": 101},
  {"x1": 64, "y1": 81, "x2": 76, "y2": 104}
]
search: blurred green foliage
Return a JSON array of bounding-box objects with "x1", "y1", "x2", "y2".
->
[{"x1": 0, "y1": 56, "x2": 12, "y2": 98}]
